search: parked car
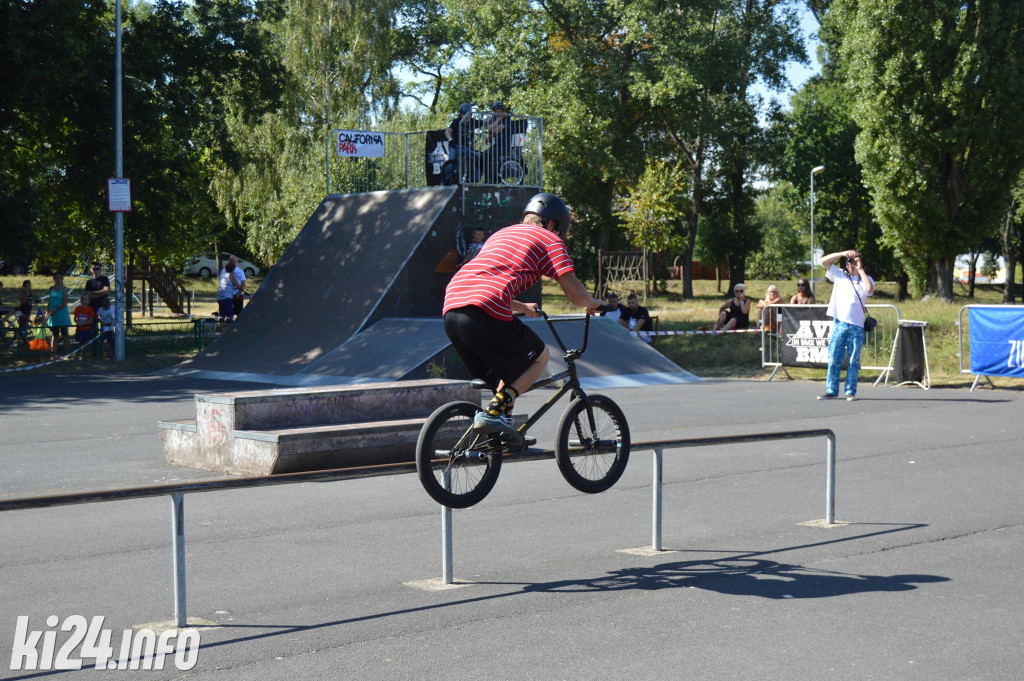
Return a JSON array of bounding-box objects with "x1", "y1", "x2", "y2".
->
[{"x1": 183, "y1": 253, "x2": 261, "y2": 278}]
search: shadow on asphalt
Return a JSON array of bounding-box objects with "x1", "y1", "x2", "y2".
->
[{"x1": 169, "y1": 522, "x2": 944, "y2": 657}]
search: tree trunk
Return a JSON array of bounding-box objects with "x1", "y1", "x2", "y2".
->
[
  {"x1": 1002, "y1": 199, "x2": 1018, "y2": 304},
  {"x1": 967, "y1": 249, "x2": 979, "y2": 298},
  {"x1": 895, "y1": 266, "x2": 909, "y2": 302},
  {"x1": 925, "y1": 258, "x2": 955, "y2": 302},
  {"x1": 683, "y1": 141, "x2": 705, "y2": 300}
]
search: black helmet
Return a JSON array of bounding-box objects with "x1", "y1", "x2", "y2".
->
[
  {"x1": 458, "y1": 102, "x2": 473, "y2": 116},
  {"x1": 523, "y1": 193, "x2": 571, "y2": 234},
  {"x1": 491, "y1": 101, "x2": 505, "y2": 111}
]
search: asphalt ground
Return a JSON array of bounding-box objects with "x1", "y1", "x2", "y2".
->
[{"x1": 1, "y1": 371, "x2": 1022, "y2": 680}]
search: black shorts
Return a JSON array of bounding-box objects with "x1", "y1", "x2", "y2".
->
[{"x1": 443, "y1": 306, "x2": 545, "y2": 388}]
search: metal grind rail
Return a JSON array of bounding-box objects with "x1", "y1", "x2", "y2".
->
[{"x1": 0, "y1": 429, "x2": 835, "y2": 622}]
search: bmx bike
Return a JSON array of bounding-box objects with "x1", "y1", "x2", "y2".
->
[{"x1": 416, "y1": 311, "x2": 631, "y2": 509}]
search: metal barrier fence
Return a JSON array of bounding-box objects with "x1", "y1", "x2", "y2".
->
[
  {"x1": 957, "y1": 304, "x2": 1024, "y2": 390},
  {"x1": 1, "y1": 319, "x2": 216, "y2": 366},
  {"x1": 761, "y1": 304, "x2": 900, "y2": 383},
  {"x1": 325, "y1": 115, "x2": 544, "y2": 195},
  {"x1": 0, "y1": 429, "x2": 836, "y2": 621}
]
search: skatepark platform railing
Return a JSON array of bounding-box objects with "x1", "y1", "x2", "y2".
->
[
  {"x1": 0, "y1": 429, "x2": 834, "y2": 624},
  {"x1": 325, "y1": 115, "x2": 544, "y2": 195}
]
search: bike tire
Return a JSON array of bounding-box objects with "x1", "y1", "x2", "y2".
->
[
  {"x1": 499, "y1": 159, "x2": 524, "y2": 185},
  {"x1": 416, "y1": 401, "x2": 504, "y2": 509},
  {"x1": 554, "y1": 395, "x2": 630, "y2": 494}
]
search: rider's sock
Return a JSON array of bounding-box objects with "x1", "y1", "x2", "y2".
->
[{"x1": 486, "y1": 387, "x2": 519, "y2": 417}]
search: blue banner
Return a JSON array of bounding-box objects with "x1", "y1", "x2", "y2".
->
[{"x1": 969, "y1": 307, "x2": 1024, "y2": 377}]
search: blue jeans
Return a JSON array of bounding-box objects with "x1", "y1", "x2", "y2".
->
[
  {"x1": 826, "y1": 320, "x2": 865, "y2": 396},
  {"x1": 443, "y1": 144, "x2": 480, "y2": 184}
]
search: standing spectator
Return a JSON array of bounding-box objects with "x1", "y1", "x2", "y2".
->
[
  {"x1": 443, "y1": 103, "x2": 482, "y2": 185},
  {"x1": 217, "y1": 260, "x2": 241, "y2": 326},
  {"x1": 456, "y1": 229, "x2": 487, "y2": 269},
  {"x1": 96, "y1": 297, "x2": 116, "y2": 358},
  {"x1": 712, "y1": 283, "x2": 751, "y2": 334},
  {"x1": 229, "y1": 255, "x2": 247, "y2": 318},
  {"x1": 620, "y1": 293, "x2": 652, "y2": 342},
  {"x1": 600, "y1": 292, "x2": 625, "y2": 324},
  {"x1": 16, "y1": 280, "x2": 36, "y2": 342},
  {"x1": 790, "y1": 278, "x2": 816, "y2": 304},
  {"x1": 756, "y1": 284, "x2": 784, "y2": 331},
  {"x1": 479, "y1": 102, "x2": 513, "y2": 183},
  {"x1": 72, "y1": 293, "x2": 96, "y2": 359},
  {"x1": 817, "y1": 249, "x2": 875, "y2": 401},
  {"x1": 44, "y1": 272, "x2": 72, "y2": 354},
  {"x1": 85, "y1": 262, "x2": 111, "y2": 312}
]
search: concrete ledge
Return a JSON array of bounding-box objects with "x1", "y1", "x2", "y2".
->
[{"x1": 160, "y1": 379, "x2": 481, "y2": 476}]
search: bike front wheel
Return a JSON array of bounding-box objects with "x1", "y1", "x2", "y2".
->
[
  {"x1": 554, "y1": 395, "x2": 630, "y2": 494},
  {"x1": 416, "y1": 401, "x2": 504, "y2": 509}
]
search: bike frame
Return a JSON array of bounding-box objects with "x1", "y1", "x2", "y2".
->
[{"x1": 513, "y1": 312, "x2": 596, "y2": 438}]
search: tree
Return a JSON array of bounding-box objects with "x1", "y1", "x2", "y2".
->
[
  {"x1": 217, "y1": 0, "x2": 413, "y2": 263},
  {"x1": 747, "y1": 182, "x2": 805, "y2": 279},
  {"x1": 616, "y1": 160, "x2": 689, "y2": 255},
  {"x1": 620, "y1": 0, "x2": 806, "y2": 297},
  {"x1": 834, "y1": 0, "x2": 1024, "y2": 301}
]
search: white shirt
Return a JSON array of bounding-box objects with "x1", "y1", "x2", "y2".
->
[
  {"x1": 603, "y1": 307, "x2": 623, "y2": 323},
  {"x1": 97, "y1": 306, "x2": 115, "y2": 331},
  {"x1": 825, "y1": 264, "x2": 874, "y2": 327},
  {"x1": 234, "y1": 268, "x2": 246, "y2": 296}
]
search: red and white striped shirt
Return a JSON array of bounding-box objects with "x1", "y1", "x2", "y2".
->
[{"x1": 443, "y1": 224, "x2": 575, "y2": 321}]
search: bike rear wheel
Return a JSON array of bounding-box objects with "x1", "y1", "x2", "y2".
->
[
  {"x1": 416, "y1": 401, "x2": 504, "y2": 508},
  {"x1": 554, "y1": 395, "x2": 630, "y2": 494}
]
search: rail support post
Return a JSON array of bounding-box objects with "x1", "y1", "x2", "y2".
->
[
  {"x1": 171, "y1": 493, "x2": 187, "y2": 627},
  {"x1": 652, "y1": 447, "x2": 664, "y2": 551},
  {"x1": 442, "y1": 469, "x2": 453, "y2": 584},
  {"x1": 826, "y1": 435, "x2": 836, "y2": 525}
]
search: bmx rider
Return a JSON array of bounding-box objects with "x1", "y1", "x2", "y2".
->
[{"x1": 442, "y1": 192, "x2": 604, "y2": 438}]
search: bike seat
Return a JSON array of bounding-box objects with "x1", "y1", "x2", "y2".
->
[{"x1": 470, "y1": 378, "x2": 495, "y2": 391}]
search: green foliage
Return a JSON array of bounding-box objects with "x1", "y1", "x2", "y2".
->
[
  {"x1": 747, "y1": 182, "x2": 806, "y2": 279},
  {"x1": 833, "y1": 0, "x2": 1024, "y2": 299},
  {"x1": 615, "y1": 161, "x2": 688, "y2": 254}
]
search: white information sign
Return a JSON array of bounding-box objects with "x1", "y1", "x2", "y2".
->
[
  {"x1": 107, "y1": 178, "x2": 132, "y2": 212},
  {"x1": 336, "y1": 130, "x2": 386, "y2": 158}
]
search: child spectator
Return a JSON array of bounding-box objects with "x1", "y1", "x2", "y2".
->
[
  {"x1": 456, "y1": 229, "x2": 487, "y2": 269},
  {"x1": 73, "y1": 293, "x2": 96, "y2": 359},
  {"x1": 28, "y1": 313, "x2": 51, "y2": 352},
  {"x1": 97, "y1": 297, "x2": 116, "y2": 358},
  {"x1": 18, "y1": 280, "x2": 36, "y2": 338}
]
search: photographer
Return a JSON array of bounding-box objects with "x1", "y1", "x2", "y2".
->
[{"x1": 818, "y1": 249, "x2": 875, "y2": 401}]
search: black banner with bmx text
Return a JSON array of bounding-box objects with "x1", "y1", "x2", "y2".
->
[{"x1": 780, "y1": 306, "x2": 834, "y2": 367}]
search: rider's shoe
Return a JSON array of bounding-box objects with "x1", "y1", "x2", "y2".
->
[
  {"x1": 473, "y1": 411, "x2": 519, "y2": 439},
  {"x1": 523, "y1": 435, "x2": 537, "y2": 447}
]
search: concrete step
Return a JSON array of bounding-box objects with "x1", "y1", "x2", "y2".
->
[
  {"x1": 159, "y1": 379, "x2": 485, "y2": 476},
  {"x1": 233, "y1": 418, "x2": 427, "y2": 473}
]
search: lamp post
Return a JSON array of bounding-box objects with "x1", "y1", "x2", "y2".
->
[{"x1": 810, "y1": 165, "x2": 825, "y2": 295}]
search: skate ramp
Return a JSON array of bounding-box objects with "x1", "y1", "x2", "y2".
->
[
  {"x1": 293, "y1": 315, "x2": 697, "y2": 389},
  {"x1": 175, "y1": 187, "x2": 459, "y2": 377}
]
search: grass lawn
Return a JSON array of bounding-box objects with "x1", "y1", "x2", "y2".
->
[
  {"x1": 3, "y1": 272, "x2": 1020, "y2": 390},
  {"x1": 541, "y1": 276, "x2": 1019, "y2": 389}
]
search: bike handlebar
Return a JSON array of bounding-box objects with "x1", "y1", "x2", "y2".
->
[{"x1": 537, "y1": 309, "x2": 590, "y2": 362}]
